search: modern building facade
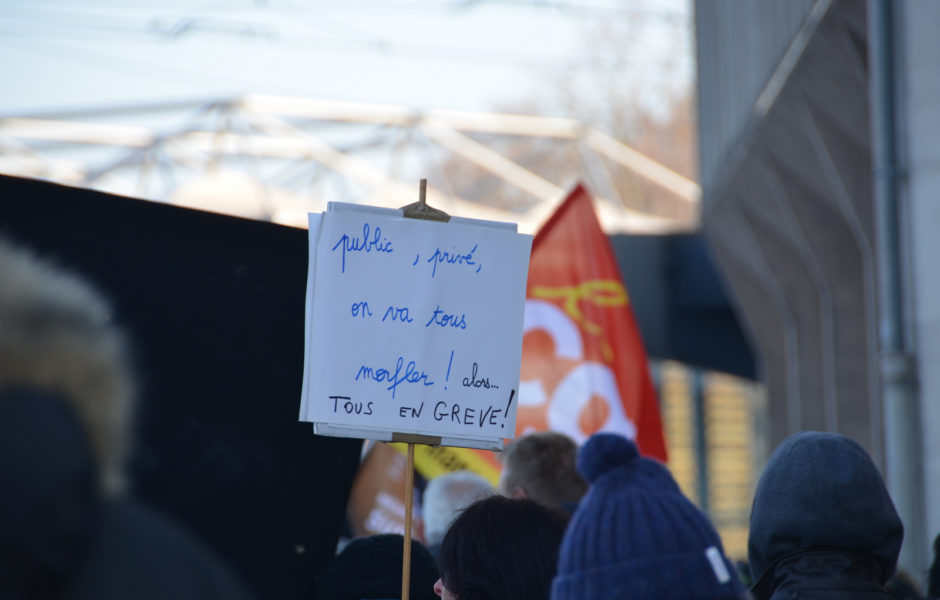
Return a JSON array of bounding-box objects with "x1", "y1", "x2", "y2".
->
[{"x1": 696, "y1": 0, "x2": 939, "y2": 581}]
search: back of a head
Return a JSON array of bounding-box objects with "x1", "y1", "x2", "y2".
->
[
  {"x1": 315, "y1": 534, "x2": 439, "y2": 600},
  {"x1": 886, "y1": 571, "x2": 922, "y2": 600},
  {"x1": 0, "y1": 239, "x2": 254, "y2": 600},
  {"x1": 0, "y1": 239, "x2": 134, "y2": 494},
  {"x1": 423, "y1": 471, "x2": 494, "y2": 549},
  {"x1": 499, "y1": 431, "x2": 587, "y2": 510},
  {"x1": 552, "y1": 433, "x2": 746, "y2": 600},
  {"x1": 747, "y1": 431, "x2": 903, "y2": 592},
  {"x1": 437, "y1": 495, "x2": 568, "y2": 600},
  {"x1": 927, "y1": 533, "x2": 940, "y2": 599},
  {"x1": 0, "y1": 388, "x2": 100, "y2": 598}
]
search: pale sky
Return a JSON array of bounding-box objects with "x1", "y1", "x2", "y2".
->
[{"x1": 0, "y1": 0, "x2": 693, "y2": 117}]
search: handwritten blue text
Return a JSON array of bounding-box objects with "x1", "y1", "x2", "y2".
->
[
  {"x1": 355, "y1": 356, "x2": 435, "y2": 399},
  {"x1": 331, "y1": 223, "x2": 394, "y2": 273},
  {"x1": 425, "y1": 305, "x2": 468, "y2": 329},
  {"x1": 425, "y1": 244, "x2": 481, "y2": 278}
]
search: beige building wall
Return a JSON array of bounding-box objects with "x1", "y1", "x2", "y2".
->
[{"x1": 659, "y1": 361, "x2": 763, "y2": 561}]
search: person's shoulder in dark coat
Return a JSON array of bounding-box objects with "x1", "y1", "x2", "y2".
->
[{"x1": 66, "y1": 499, "x2": 254, "y2": 600}]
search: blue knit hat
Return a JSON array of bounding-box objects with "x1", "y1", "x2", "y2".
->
[{"x1": 551, "y1": 433, "x2": 746, "y2": 600}]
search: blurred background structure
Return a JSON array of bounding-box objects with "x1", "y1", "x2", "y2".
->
[
  {"x1": 0, "y1": 0, "x2": 698, "y2": 235},
  {"x1": 0, "y1": 94, "x2": 696, "y2": 233},
  {"x1": 696, "y1": 0, "x2": 939, "y2": 582},
  {"x1": 3, "y1": 0, "x2": 937, "y2": 588}
]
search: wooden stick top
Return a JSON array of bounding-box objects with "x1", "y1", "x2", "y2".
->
[
  {"x1": 401, "y1": 178, "x2": 451, "y2": 223},
  {"x1": 391, "y1": 432, "x2": 442, "y2": 445}
]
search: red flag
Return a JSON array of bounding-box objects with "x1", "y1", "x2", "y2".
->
[
  {"x1": 517, "y1": 184, "x2": 667, "y2": 460},
  {"x1": 345, "y1": 185, "x2": 666, "y2": 537}
]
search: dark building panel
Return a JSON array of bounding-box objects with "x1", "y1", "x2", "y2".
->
[
  {"x1": 697, "y1": 0, "x2": 881, "y2": 460},
  {"x1": 612, "y1": 234, "x2": 756, "y2": 380}
]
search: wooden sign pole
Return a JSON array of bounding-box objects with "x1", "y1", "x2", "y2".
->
[
  {"x1": 402, "y1": 442, "x2": 415, "y2": 600},
  {"x1": 305, "y1": 176, "x2": 527, "y2": 598},
  {"x1": 399, "y1": 179, "x2": 449, "y2": 600}
]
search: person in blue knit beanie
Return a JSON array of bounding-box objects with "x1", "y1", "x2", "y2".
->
[{"x1": 551, "y1": 432, "x2": 748, "y2": 600}]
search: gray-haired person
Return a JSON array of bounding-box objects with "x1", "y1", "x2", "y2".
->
[{"x1": 421, "y1": 470, "x2": 494, "y2": 558}]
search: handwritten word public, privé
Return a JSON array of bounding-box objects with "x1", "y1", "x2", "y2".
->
[
  {"x1": 331, "y1": 223, "x2": 393, "y2": 273},
  {"x1": 355, "y1": 356, "x2": 435, "y2": 399},
  {"x1": 422, "y1": 244, "x2": 482, "y2": 278}
]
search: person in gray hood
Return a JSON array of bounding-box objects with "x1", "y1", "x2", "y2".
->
[{"x1": 748, "y1": 431, "x2": 904, "y2": 599}]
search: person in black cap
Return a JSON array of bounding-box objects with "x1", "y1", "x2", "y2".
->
[
  {"x1": 315, "y1": 534, "x2": 439, "y2": 600},
  {"x1": 748, "y1": 431, "x2": 904, "y2": 599},
  {"x1": 551, "y1": 432, "x2": 747, "y2": 600},
  {"x1": 0, "y1": 238, "x2": 253, "y2": 600}
]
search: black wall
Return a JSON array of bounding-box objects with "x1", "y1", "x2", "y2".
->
[{"x1": 1, "y1": 175, "x2": 362, "y2": 599}]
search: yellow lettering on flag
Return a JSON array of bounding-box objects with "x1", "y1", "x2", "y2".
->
[{"x1": 532, "y1": 279, "x2": 629, "y2": 362}]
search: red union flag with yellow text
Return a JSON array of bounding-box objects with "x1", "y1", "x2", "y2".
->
[
  {"x1": 347, "y1": 185, "x2": 667, "y2": 537},
  {"x1": 517, "y1": 184, "x2": 667, "y2": 460}
]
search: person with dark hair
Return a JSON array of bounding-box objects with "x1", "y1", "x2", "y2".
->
[
  {"x1": 551, "y1": 432, "x2": 747, "y2": 600},
  {"x1": 886, "y1": 571, "x2": 923, "y2": 600},
  {"x1": 498, "y1": 431, "x2": 586, "y2": 513},
  {"x1": 748, "y1": 431, "x2": 904, "y2": 600},
  {"x1": 929, "y1": 533, "x2": 940, "y2": 599},
  {"x1": 0, "y1": 239, "x2": 253, "y2": 599},
  {"x1": 434, "y1": 495, "x2": 568, "y2": 600},
  {"x1": 315, "y1": 534, "x2": 439, "y2": 600}
]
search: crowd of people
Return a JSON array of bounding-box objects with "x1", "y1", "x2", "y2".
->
[
  {"x1": 3, "y1": 235, "x2": 940, "y2": 600},
  {"x1": 323, "y1": 429, "x2": 940, "y2": 600}
]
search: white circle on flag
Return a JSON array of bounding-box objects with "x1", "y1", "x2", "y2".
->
[{"x1": 548, "y1": 361, "x2": 637, "y2": 444}]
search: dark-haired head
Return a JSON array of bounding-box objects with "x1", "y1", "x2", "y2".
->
[
  {"x1": 435, "y1": 495, "x2": 568, "y2": 600},
  {"x1": 929, "y1": 532, "x2": 940, "y2": 598},
  {"x1": 315, "y1": 534, "x2": 439, "y2": 600}
]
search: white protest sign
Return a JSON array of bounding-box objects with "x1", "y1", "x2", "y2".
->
[{"x1": 300, "y1": 202, "x2": 533, "y2": 450}]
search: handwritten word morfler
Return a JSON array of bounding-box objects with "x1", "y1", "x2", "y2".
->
[
  {"x1": 331, "y1": 223, "x2": 393, "y2": 273},
  {"x1": 355, "y1": 356, "x2": 435, "y2": 399}
]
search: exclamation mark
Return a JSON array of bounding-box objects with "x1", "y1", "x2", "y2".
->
[
  {"x1": 502, "y1": 389, "x2": 515, "y2": 429},
  {"x1": 444, "y1": 350, "x2": 454, "y2": 390}
]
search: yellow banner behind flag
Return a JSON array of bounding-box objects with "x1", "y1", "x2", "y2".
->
[{"x1": 390, "y1": 443, "x2": 501, "y2": 487}]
